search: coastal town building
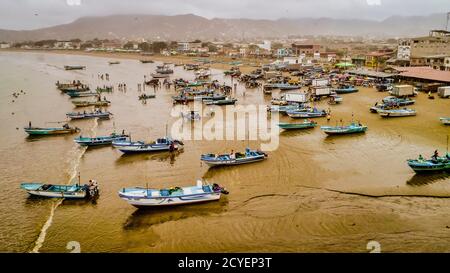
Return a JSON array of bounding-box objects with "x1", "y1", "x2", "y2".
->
[
  {"x1": 0, "y1": 42, "x2": 11, "y2": 49},
  {"x1": 291, "y1": 43, "x2": 321, "y2": 56}
]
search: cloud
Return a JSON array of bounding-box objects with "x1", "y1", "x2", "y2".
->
[{"x1": 0, "y1": 0, "x2": 448, "y2": 30}]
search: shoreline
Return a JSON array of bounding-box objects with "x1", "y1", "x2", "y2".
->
[{"x1": 0, "y1": 48, "x2": 271, "y2": 74}]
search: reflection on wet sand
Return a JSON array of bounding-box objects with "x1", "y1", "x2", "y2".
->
[
  {"x1": 407, "y1": 173, "x2": 450, "y2": 187},
  {"x1": 123, "y1": 199, "x2": 228, "y2": 230},
  {"x1": 115, "y1": 150, "x2": 184, "y2": 166}
]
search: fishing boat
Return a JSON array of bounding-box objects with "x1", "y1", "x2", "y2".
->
[
  {"x1": 204, "y1": 97, "x2": 237, "y2": 106},
  {"x1": 59, "y1": 86, "x2": 90, "y2": 93},
  {"x1": 151, "y1": 73, "x2": 170, "y2": 78},
  {"x1": 72, "y1": 100, "x2": 110, "y2": 107},
  {"x1": 377, "y1": 108, "x2": 417, "y2": 118},
  {"x1": 74, "y1": 132, "x2": 129, "y2": 146},
  {"x1": 181, "y1": 111, "x2": 201, "y2": 121},
  {"x1": 64, "y1": 65, "x2": 86, "y2": 70},
  {"x1": 155, "y1": 64, "x2": 173, "y2": 74},
  {"x1": 200, "y1": 148, "x2": 267, "y2": 166},
  {"x1": 56, "y1": 81, "x2": 88, "y2": 91},
  {"x1": 20, "y1": 180, "x2": 99, "y2": 199},
  {"x1": 370, "y1": 103, "x2": 394, "y2": 113},
  {"x1": 118, "y1": 180, "x2": 228, "y2": 208},
  {"x1": 66, "y1": 110, "x2": 112, "y2": 120},
  {"x1": 333, "y1": 85, "x2": 358, "y2": 94},
  {"x1": 287, "y1": 108, "x2": 327, "y2": 119},
  {"x1": 195, "y1": 69, "x2": 211, "y2": 79},
  {"x1": 138, "y1": 94, "x2": 156, "y2": 100},
  {"x1": 108, "y1": 61, "x2": 120, "y2": 65},
  {"x1": 113, "y1": 137, "x2": 184, "y2": 154},
  {"x1": 96, "y1": 86, "x2": 113, "y2": 93},
  {"x1": 439, "y1": 117, "x2": 450, "y2": 125},
  {"x1": 268, "y1": 104, "x2": 305, "y2": 114},
  {"x1": 321, "y1": 122, "x2": 367, "y2": 135},
  {"x1": 140, "y1": 60, "x2": 154, "y2": 63},
  {"x1": 407, "y1": 153, "x2": 450, "y2": 173},
  {"x1": 24, "y1": 123, "x2": 80, "y2": 135},
  {"x1": 382, "y1": 96, "x2": 415, "y2": 106},
  {"x1": 278, "y1": 120, "x2": 317, "y2": 130},
  {"x1": 66, "y1": 91, "x2": 99, "y2": 98}
]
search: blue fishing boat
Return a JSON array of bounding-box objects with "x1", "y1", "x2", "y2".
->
[
  {"x1": 382, "y1": 96, "x2": 415, "y2": 106},
  {"x1": 333, "y1": 85, "x2": 358, "y2": 94},
  {"x1": 287, "y1": 108, "x2": 327, "y2": 118},
  {"x1": 268, "y1": 104, "x2": 305, "y2": 114},
  {"x1": 118, "y1": 180, "x2": 228, "y2": 208},
  {"x1": 74, "y1": 132, "x2": 129, "y2": 146},
  {"x1": 201, "y1": 148, "x2": 267, "y2": 166},
  {"x1": 20, "y1": 180, "x2": 99, "y2": 199},
  {"x1": 113, "y1": 137, "x2": 184, "y2": 154},
  {"x1": 321, "y1": 122, "x2": 367, "y2": 135},
  {"x1": 407, "y1": 153, "x2": 450, "y2": 173},
  {"x1": 278, "y1": 120, "x2": 317, "y2": 130},
  {"x1": 66, "y1": 110, "x2": 112, "y2": 120},
  {"x1": 67, "y1": 91, "x2": 99, "y2": 98}
]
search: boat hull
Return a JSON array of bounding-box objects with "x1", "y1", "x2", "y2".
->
[
  {"x1": 407, "y1": 161, "x2": 450, "y2": 173},
  {"x1": 24, "y1": 128, "x2": 78, "y2": 135},
  {"x1": 201, "y1": 155, "x2": 266, "y2": 166},
  {"x1": 120, "y1": 192, "x2": 221, "y2": 207}
]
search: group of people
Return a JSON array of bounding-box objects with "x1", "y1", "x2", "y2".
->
[{"x1": 98, "y1": 73, "x2": 109, "y2": 81}]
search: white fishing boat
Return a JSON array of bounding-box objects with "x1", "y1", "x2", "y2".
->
[
  {"x1": 118, "y1": 180, "x2": 228, "y2": 208},
  {"x1": 377, "y1": 108, "x2": 417, "y2": 117},
  {"x1": 113, "y1": 137, "x2": 184, "y2": 154},
  {"x1": 440, "y1": 117, "x2": 450, "y2": 125}
]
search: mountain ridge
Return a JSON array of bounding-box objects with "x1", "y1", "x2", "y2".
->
[{"x1": 0, "y1": 13, "x2": 447, "y2": 42}]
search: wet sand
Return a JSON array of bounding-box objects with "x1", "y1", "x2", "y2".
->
[{"x1": 0, "y1": 51, "x2": 449, "y2": 253}]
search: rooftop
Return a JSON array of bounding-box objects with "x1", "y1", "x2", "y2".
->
[{"x1": 393, "y1": 66, "x2": 450, "y2": 83}]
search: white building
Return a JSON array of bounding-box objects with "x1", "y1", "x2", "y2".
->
[
  {"x1": 257, "y1": 40, "x2": 271, "y2": 51},
  {"x1": 397, "y1": 39, "x2": 411, "y2": 61},
  {"x1": 0, "y1": 42, "x2": 11, "y2": 49},
  {"x1": 177, "y1": 42, "x2": 190, "y2": 52}
]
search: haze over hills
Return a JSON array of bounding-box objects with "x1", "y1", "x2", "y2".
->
[{"x1": 0, "y1": 13, "x2": 448, "y2": 42}]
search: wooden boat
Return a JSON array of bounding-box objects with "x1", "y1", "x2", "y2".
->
[
  {"x1": 108, "y1": 61, "x2": 120, "y2": 65},
  {"x1": 140, "y1": 60, "x2": 154, "y2": 63},
  {"x1": 74, "y1": 132, "x2": 129, "y2": 146},
  {"x1": 59, "y1": 86, "x2": 90, "y2": 92},
  {"x1": 370, "y1": 103, "x2": 394, "y2": 113},
  {"x1": 204, "y1": 97, "x2": 237, "y2": 105},
  {"x1": 287, "y1": 108, "x2": 327, "y2": 119},
  {"x1": 151, "y1": 73, "x2": 170, "y2": 78},
  {"x1": 155, "y1": 64, "x2": 173, "y2": 74},
  {"x1": 333, "y1": 85, "x2": 358, "y2": 94},
  {"x1": 72, "y1": 100, "x2": 110, "y2": 107},
  {"x1": 96, "y1": 86, "x2": 113, "y2": 93},
  {"x1": 64, "y1": 65, "x2": 86, "y2": 70},
  {"x1": 278, "y1": 120, "x2": 317, "y2": 130},
  {"x1": 118, "y1": 180, "x2": 228, "y2": 208},
  {"x1": 321, "y1": 122, "x2": 367, "y2": 135},
  {"x1": 439, "y1": 117, "x2": 450, "y2": 125},
  {"x1": 113, "y1": 137, "x2": 184, "y2": 154},
  {"x1": 66, "y1": 91, "x2": 99, "y2": 98},
  {"x1": 382, "y1": 96, "x2": 415, "y2": 106},
  {"x1": 200, "y1": 148, "x2": 267, "y2": 166},
  {"x1": 407, "y1": 154, "x2": 450, "y2": 173},
  {"x1": 377, "y1": 108, "x2": 416, "y2": 118},
  {"x1": 56, "y1": 81, "x2": 88, "y2": 90},
  {"x1": 66, "y1": 110, "x2": 112, "y2": 120},
  {"x1": 24, "y1": 124, "x2": 80, "y2": 135},
  {"x1": 21, "y1": 181, "x2": 98, "y2": 199},
  {"x1": 138, "y1": 94, "x2": 156, "y2": 100}
]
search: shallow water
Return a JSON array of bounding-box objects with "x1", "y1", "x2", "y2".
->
[{"x1": 0, "y1": 51, "x2": 449, "y2": 253}]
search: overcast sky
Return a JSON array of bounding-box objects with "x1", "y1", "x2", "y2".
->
[{"x1": 0, "y1": 0, "x2": 449, "y2": 30}]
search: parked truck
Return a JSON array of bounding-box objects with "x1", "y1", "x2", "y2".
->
[
  {"x1": 312, "y1": 78, "x2": 329, "y2": 87},
  {"x1": 284, "y1": 92, "x2": 308, "y2": 103},
  {"x1": 390, "y1": 84, "x2": 415, "y2": 97},
  {"x1": 311, "y1": 86, "x2": 331, "y2": 96},
  {"x1": 438, "y1": 86, "x2": 450, "y2": 98}
]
